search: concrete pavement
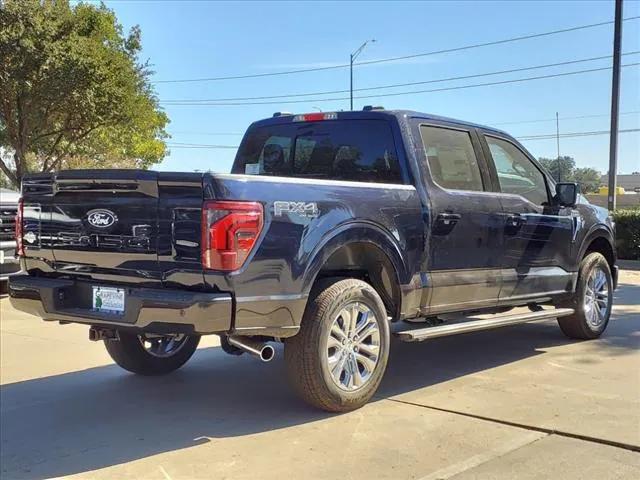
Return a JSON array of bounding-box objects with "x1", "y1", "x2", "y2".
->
[{"x1": 1, "y1": 271, "x2": 638, "y2": 479}]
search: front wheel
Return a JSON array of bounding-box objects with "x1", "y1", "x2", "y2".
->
[
  {"x1": 285, "y1": 279, "x2": 390, "y2": 412},
  {"x1": 558, "y1": 252, "x2": 613, "y2": 339},
  {"x1": 104, "y1": 331, "x2": 200, "y2": 375}
]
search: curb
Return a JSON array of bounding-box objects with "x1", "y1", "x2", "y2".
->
[{"x1": 618, "y1": 259, "x2": 640, "y2": 271}]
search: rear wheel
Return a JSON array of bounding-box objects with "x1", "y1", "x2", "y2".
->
[
  {"x1": 285, "y1": 279, "x2": 390, "y2": 412},
  {"x1": 558, "y1": 252, "x2": 613, "y2": 339},
  {"x1": 104, "y1": 331, "x2": 200, "y2": 375}
]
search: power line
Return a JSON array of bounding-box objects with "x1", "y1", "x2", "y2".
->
[
  {"x1": 169, "y1": 131, "x2": 243, "y2": 136},
  {"x1": 491, "y1": 110, "x2": 640, "y2": 126},
  {"x1": 167, "y1": 142, "x2": 238, "y2": 149},
  {"x1": 519, "y1": 128, "x2": 640, "y2": 140},
  {"x1": 160, "y1": 62, "x2": 640, "y2": 106},
  {"x1": 161, "y1": 52, "x2": 639, "y2": 104},
  {"x1": 153, "y1": 16, "x2": 640, "y2": 84},
  {"x1": 167, "y1": 111, "x2": 640, "y2": 137},
  {"x1": 166, "y1": 128, "x2": 640, "y2": 149}
]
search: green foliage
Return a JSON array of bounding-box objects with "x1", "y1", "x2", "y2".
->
[
  {"x1": 538, "y1": 156, "x2": 601, "y2": 193},
  {"x1": 538, "y1": 156, "x2": 575, "y2": 183},
  {"x1": 572, "y1": 167, "x2": 601, "y2": 194},
  {"x1": 613, "y1": 209, "x2": 640, "y2": 260},
  {"x1": 0, "y1": 0, "x2": 169, "y2": 188}
]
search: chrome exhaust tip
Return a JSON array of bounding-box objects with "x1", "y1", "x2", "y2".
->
[
  {"x1": 227, "y1": 336, "x2": 275, "y2": 363},
  {"x1": 259, "y1": 344, "x2": 275, "y2": 362}
]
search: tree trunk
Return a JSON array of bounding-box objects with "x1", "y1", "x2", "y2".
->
[
  {"x1": 0, "y1": 155, "x2": 19, "y2": 188},
  {"x1": 13, "y1": 150, "x2": 24, "y2": 187}
]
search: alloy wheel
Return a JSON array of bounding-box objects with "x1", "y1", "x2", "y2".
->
[
  {"x1": 325, "y1": 302, "x2": 381, "y2": 391},
  {"x1": 583, "y1": 267, "x2": 610, "y2": 328},
  {"x1": 138, "y1": 333, "x2": 189, "y2": 358}
]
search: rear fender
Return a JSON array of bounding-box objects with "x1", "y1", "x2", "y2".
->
[{"x1": 301, "y1": 222, "x2": 408, "y2": 296}]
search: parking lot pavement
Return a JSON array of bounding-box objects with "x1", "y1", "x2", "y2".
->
[{"x1": 1, "y1": 270, "x2": 638, "y2": 480}]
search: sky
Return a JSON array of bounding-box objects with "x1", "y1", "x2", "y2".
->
[{"x1": 96, "y1": 0, "x2": 639, "y2": 174}]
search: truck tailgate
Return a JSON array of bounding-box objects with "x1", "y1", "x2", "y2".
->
[
  {"x1": 50, "y1": 170, "x2": 162, "y2": 281},
  {"x1": 21, "y1": 170, "x2": 205, "y2": 286}
]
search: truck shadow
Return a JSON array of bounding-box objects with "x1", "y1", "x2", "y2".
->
[{"x1": 1, "y1": 283, "x2": 638, "y2": 479}]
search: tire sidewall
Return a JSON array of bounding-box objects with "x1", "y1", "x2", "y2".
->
[
  {"x1": 105, "y1": 331, "x2": 200, "y2": 375},
  {"x1": 315, "y1": 282, "x2": 390, "y2": 407},
  {"x1": 575, "y1": 254, "x2": 613, "y2": 336}
]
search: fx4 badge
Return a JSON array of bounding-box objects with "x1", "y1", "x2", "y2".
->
[{"x1": 274, "y1": 201, "x2": 319, "y2": 218}]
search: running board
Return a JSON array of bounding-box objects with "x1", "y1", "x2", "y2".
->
[{"x1": 396, "y1": 308, "x2": 575, "y2": 342}]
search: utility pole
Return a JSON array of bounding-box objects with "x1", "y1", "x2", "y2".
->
[
  {"x1": 556, "y1": 112, "x2": 561, "y2": 182},
  {"x1": 608, "y1": 0, "x2": 623, "y2": 211},
  {"x1": 350, "y1": 39, "x2": 375, "y2": 110},
  {"x1": 350, "y1": 52, "x2": 354, "y2": 110}
]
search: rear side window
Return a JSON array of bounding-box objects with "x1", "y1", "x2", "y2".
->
[
  {"x1": 419, "y1": 125, "x2": 484, "y2": 192},
  {"x1": 233, "y1": 120, "x2": 402, "y2": 184}
]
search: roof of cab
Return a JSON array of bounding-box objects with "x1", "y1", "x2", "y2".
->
[{"x1": 250, "y1": 108, "x2": 510, "y2": 137}]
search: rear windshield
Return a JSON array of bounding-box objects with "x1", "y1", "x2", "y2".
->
[{"x1": 232, "y1": 119, "x2": 402, "y2": 184}]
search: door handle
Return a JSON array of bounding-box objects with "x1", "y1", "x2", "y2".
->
[
  {"x1": 506, "y1": 214, "x2": 527, "y2": 228},
  {"x1": 436, "y1": 212, "x2": 462, "y2": 226}
]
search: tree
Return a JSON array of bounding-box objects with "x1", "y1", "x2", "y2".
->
[
  {"x1": 537, "y1": 156, "x2": 602, "y2": 193},
  {"x1": 538, "y1": 156, "x2": 575, "y2": 183},
  {"x1": 572, "y1": 167, "x2": 601, "y2": 194},
  {"x1": 0, "y1": 0, "x2": 169, "y2": 188}
]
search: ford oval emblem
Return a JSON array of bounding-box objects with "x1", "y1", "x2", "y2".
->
[{"x1": 86, "y1": 209, "x2": 117, "y2": 228}]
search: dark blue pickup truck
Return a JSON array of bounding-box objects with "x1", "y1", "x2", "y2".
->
[{"x1": 9, "y1": 108, "x2": 618, "y2": 412}]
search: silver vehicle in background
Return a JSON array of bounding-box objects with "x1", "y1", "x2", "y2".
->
[{"x1": 0, "y1": 188, "x2": 22, "y2": 285}]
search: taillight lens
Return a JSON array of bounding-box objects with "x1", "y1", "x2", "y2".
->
[
  {"x1": 201, "y1": 200, "x2": 263, "y2": 271},
  {"x1": 15, "y1": 198, "x2": 24, "y2": 256}
]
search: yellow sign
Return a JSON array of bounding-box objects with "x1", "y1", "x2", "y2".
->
[{"x1": 598, "y1": 186, "x2": 626, "y2": 195}]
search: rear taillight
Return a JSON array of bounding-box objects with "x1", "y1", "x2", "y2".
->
[
  {"x1": 15, "y1": 198, "x2": 24, "y2": 256},
  {"x1": 201, "y1": 200, "x2": 263, "y2": 271}
]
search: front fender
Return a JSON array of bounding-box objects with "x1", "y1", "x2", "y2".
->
[{"x1": 577, "y1": 225, "x2": 616, "y2": 263}]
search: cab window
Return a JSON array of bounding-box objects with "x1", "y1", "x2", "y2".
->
[
  {"x1": 419, "y1": 125, "x2": 485, "y2": 191},
  {"x1": 485, "y1": 136, "x2": 549, "y2": 205},
  {"x1": 233, "y1": 120, "x2": 402, "y2": 183}
]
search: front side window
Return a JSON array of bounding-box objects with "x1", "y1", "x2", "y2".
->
[
  {"x1": 419, "y1": 125, "x2": 484, "y2": 191},
  {"x1": 485, "y1": 136, "x2": 549, "y2": 205},
  {"x1": 233, "y1": 120, "x2": 402, "y2": 184}
]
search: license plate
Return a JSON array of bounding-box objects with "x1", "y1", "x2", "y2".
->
[{"x1": 92, "y1": 286, "x2": 125, "y2": 314}]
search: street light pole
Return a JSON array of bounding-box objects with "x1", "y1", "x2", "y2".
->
[
  {"x1": 608, "y1": 0, "x2": 623, "y2": 211},
  {"x1": 350, "y1": 39, "x2": 375, "y2": 111},
  {"x1": 350, "y1": 52, "x2": 354, "y2": 110},
  {"x1": 556, "y1": 112, "x2": 561, "y2": 182}
]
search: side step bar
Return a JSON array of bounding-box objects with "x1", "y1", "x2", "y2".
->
[{"x1": 396, "y1": 308, "x2": 575, "y2": 342}]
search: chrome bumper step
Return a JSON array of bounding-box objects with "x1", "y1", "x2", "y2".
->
[{"x1": 396, "y1": 308, "x2": 575, "y2": 342}]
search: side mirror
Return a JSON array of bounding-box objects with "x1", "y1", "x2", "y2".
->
[{"x1": 555, "y1": 182, "x2": 579, "y2": 207}]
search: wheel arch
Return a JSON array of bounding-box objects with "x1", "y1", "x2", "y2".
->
[
  {"x1": 578, "y1": 227, "x2": 616, "y2": 273},
  {"x1": 302, "y1": 223, "x2": 407, "y2": 320}
]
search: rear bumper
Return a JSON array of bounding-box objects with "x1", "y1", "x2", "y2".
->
[{"x1": 8, "y1": 275, "x2": 232, "y2": 334}]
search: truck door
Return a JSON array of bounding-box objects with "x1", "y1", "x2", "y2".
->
[
  {"x1": 479, "y1": 133, "x2": 575, "y2": 301},
  {"x1": 418, "y1": 123, "x2": 504, "y2": 314}
]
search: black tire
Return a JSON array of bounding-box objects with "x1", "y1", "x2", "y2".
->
[
  {"x1": 104, "y1": 331, "x2": 200, "y2": 375},
  {"x1": 285, "y1": 278, "x2": 390, "y2": 413},
  {"x1": 558, "y1": 252, "x2": 613, "y2": 340}
]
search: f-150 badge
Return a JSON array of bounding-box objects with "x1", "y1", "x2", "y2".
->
[{"x1": 274, "y1": 201, "x2": 319, "y2": 218}]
